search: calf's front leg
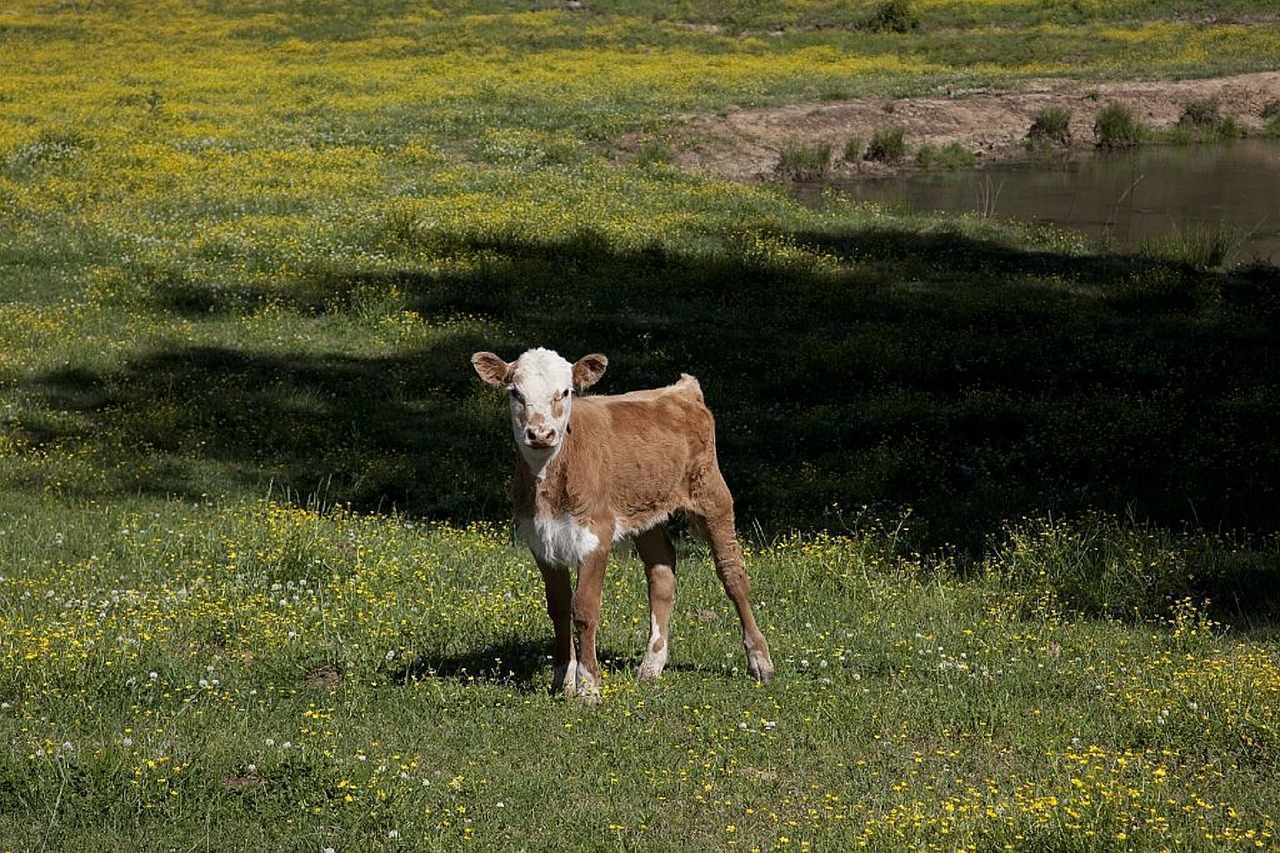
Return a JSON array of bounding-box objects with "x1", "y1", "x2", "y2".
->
[
  {"x1": 539, "y1": 563, "x2": 578, "y2": 697},
  {"x1": 570, "y1": 544, "x2": 610, "y2": 704}
]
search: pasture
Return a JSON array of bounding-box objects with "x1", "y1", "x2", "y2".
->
[{"x1": 2, "y1": 0, "x2": 1280, "y2": 849}]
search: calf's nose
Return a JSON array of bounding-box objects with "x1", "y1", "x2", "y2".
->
[{"x1": 525, "y1": 425, "x2": 557, "y2": 448}]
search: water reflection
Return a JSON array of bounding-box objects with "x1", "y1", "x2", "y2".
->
[{"x1": 811, "y1": 139, "x2": 1280, "y2": 264}]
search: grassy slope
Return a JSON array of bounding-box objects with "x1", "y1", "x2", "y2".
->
[{"x1": 2, "y1": 1, "x2": 1280, "y2": 849}]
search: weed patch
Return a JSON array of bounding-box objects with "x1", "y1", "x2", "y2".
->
[
  {"x1": 865, "y1": 126, "x2": 907, "y2": 162},
  {"x1": 842, "y1": 137, "x2": 864, "y2": 163},
  {"x1": 915, "y1": 141, "x2": 977, "y2": 169},
  {"x1": 1180, "y1": 96, "x2": 1222, "y2": 128},
  {"x1": 1139, "y1": 220, "x2": 1241, "y2": 269},
  {"x1": 775, "y1": 141, "x2": 832, "y2": 181},
  {"x1": 1027, "y1": 106, "x2": 1073, "y2": 148},
  {"x1": 988, "y1": 513, "x2": 1203, "y2": 620},
  {"x1": 864, "y1": 0, "x2": 920, "y2": 33},
  {"x1": 1094, "y1": 101, "x2": 1145, "y2": 149}
]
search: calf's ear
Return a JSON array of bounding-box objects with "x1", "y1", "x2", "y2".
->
[
  {"x1": 572, "y1": 353, "x2": 609, "y2": 390},
  {"x1": 471, "y1": 352, "x2": 514, "y2": 387}
]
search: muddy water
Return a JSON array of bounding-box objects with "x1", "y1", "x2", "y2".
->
[{"x1": 811, "y1": 139, "x2": 1280, "y2": 264}]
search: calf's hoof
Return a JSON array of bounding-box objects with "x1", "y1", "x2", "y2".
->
[
  {"x1": 574, "y1": 673, "x2": 602, "y2": 705},
  {"x1": 637, "y1": 646, "x2": 668, "y2": 681},
  {"x1": 636, "y1": 664, "x2": 663, "y2": 681},
  {"x1": 748, "y1": 650, "x2": 775, "y2": 684},
  {"x1": 558, "y1": 662, "x2": 601, "y2": 704}
]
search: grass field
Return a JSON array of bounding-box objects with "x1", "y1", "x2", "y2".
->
[{"x1": 3, "y1": 0, "x2": 1280, "y2": 849}]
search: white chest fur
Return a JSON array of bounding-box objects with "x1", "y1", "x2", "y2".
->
[{"x1": 517, "y1": 514, "x2": 602, "y2": 568}]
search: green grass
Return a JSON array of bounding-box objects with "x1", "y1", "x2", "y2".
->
[
  {"x1": 842, "y1": 136, "x2": 865, "y2": 162},
  {"x1": 2, "y1": 0, "x2": 1280, "y2": 849},
  {"x1": 775, "y1": 141, "x2": 833, "y2": 180},
  {"x1": 914, "y1": 140, "x2": 977, "y2": 169},
  {"x1": 865, "y1": 125, "x2": 907, "y2": 162},
  {"x1": 1094, "y1": 101, "x2": 1147, "y2": 149},
  {"x1": 1, "y1": 494, "x2": 1277, "y2": 850},
  {"x1": 1027, "y1": 105, "x2": 1074, "y2": 149},
  {"x1": 1164, "y1": 96, "x2": 1245, "y2": 144},
  {"x1": 865, "y1": 0, "x2": 921, "y2": 33},
  {"x1": 1139, "y1": 220, "x2": 1244, "y2": 269}
]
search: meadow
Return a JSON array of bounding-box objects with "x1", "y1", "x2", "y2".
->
[{"x1": 2, "y1": 0, "x2": 1280, "y2": 849}]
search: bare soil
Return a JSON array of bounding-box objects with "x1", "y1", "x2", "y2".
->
[{"x1": 656, "y1": 71, "x2": 1280, "y2": 182}]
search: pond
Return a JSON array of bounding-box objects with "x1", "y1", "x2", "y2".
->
[{"x1": 807, "y1": 139, "x2": 1280, "y2": 265}]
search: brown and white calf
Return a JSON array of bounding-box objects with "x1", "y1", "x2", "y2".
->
[{"x1": 471, "y1": 347, "x2": 775, "y2": 701}]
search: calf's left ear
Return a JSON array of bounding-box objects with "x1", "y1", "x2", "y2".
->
[
  {"x1": 572, "y1": 353, "x2": 608, "y2": 390},
  {"x1": 471, "y1": 352, "x2": 514, "y2": 387}
]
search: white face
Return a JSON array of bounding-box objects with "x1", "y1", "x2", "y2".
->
[
  {"x1": 506, "y1": 348, "x2": 575, "y2": 456},
  {"x1": 473, "y1": 348, "x2": 608, "y2": 470}
]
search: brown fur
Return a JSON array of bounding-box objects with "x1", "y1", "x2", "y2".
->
[
  {"x1": 512, "y1": 376, "x2": 714, "y2": 536},
  {"x1": 473, "y1": 351, "x2": 775, "y2": 701}
]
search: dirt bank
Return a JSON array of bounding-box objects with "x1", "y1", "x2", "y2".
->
[{"x1": 658, "y1": 71, "x2": 1280, "y2": 182}]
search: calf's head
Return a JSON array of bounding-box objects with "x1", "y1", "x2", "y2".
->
[{"x1": 472, "y1": 348, "x2": 608, "y2": 461}]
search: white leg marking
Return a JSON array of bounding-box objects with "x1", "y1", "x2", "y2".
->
[
  {"x1": 555, "y1": 661, "x2": 601, "y2": 703},
  {"x1": 574, "y1": 664, "x2": 601, "y2": 705},
  {"x1": 554, "y1": 661, "x2": 577, "y2": 697},
  {"x1": 638, "y1": 612, "x2": 668, "y2": 681}
]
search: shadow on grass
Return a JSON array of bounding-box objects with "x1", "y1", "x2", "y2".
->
[
  {"x1": 26, "y1": 339, "x2": 514, "y2": 519},
  {"x1": 393, "y1": 636, "x2": 550, "y2": 694},
  {"x1": 393, "y1": 639, "x2": 702, "y2": 695},
  {"x1": 15, "y1": 223, "x2": 1280, "y2": 573}
]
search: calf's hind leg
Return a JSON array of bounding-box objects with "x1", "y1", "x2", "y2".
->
[
  {"x1": 693, "y1": 473, "x2": 775, "y2": 684},
  {"x1": 705, "y1": 518, "x2": 775, "y2": 683},
  {"x1": 634, "y1": 525, "x2": 677, "y2": 681}
]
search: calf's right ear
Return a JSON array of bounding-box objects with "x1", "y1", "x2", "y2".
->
[{"x1": 471, "y1": 352, "x2": 514, "y2": 387}]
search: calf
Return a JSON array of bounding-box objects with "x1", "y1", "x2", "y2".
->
[{"x1": 471, "y1": 347, "x2": 775, "y2": 702}]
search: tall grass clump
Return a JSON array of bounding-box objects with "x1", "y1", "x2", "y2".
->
[
  {"x1": 864, "y1": 0, "x2": 920, "y2": 33},
  {"x1": 775, "y1": 141, "x2": 832, "y2": 181},
  {"x1": 1258, "y1": 100, "x2": 1280, "y2": 137},
  {"x1": 915, "y1": 141, "x2": 977, "y2": 169},
  {"x1": 987, "y1": 513, "x2": 1204, "y2": 620},
  {"x1": 1168, "y1": 96, "x2": 1241, "y2": 141},
  {"x1": 1093, "y1": 101, "x2": 1144, "y2": 149},
  {"x1": 1140, "y1": 220, "x2": 1241, "y2": 269},
  {"x1": 864, "y1": 126, "x2": 907, "y2": 162},
  {"x1": 1179, "y1": 96, "x2": 1218, "y2": 125},
  {"x1": 974, "y1": 175, "x2": 1003, "y2": 217},
  {"x1": 1026, "y1": 106, "x2": 1073, "y2": 149}
]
